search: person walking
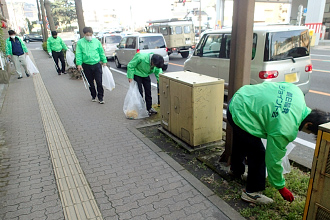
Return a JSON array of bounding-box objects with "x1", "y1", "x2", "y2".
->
[
  {"x1": 5, "y1": 30, "x2": 29, "y2": 79},
  {"x1": 76, "y1": 27, "x2": 107, "y2": 104},
  {"x1": 127, "y1": 52, "x2": 164, "y2": 115},
  {"x1": 47, "y1": 31, "x2": 68, "y2": 75},
  {"x1": 227, "y1": 82, "x2": 330, "y2": 205}
]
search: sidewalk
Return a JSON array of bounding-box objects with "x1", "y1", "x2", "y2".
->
[{"x1": 0, "y1": 50, "x2": 244, "y2": 219}]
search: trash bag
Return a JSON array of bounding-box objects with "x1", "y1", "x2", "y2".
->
[
  {"x1": 123, "y1": 81, "x2": 149, "y2": 119},
  {"x1": 102, "y1": 66, "x2": 115, "y2": 91},
  {"x1": 66, "y1": 49, "x2": 75, "y2": 68},
  {"x1": 262, "y1": 139, "x2": 296, "y2": 176},
  {"x1": 26, "y1": 55, "x2": 39, "y2": 75}
]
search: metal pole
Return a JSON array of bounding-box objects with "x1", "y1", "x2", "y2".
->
[{"x1": 36, "y1": 0, "x2": 44, "y2": 37}]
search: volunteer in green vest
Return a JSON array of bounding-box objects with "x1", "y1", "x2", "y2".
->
[
  {"x1": 127, "y1": 52, "x2": 164, "y2": 115},
  {"x1": 5, "y1": 30, "x2": 29, "y2": 79},
  {"x1": 227, "y1": 82, "x2": 330, "y2": 205},
  {"x1": 76, "y1": 27, "x2": 107, "y2": 104},
  {"x1": 47, "y1": 31, "x2": 68, "y2": 75}
]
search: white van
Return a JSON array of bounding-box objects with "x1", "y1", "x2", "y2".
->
[
  {"x1": 114, "y1": 33, "x2": 170, "y2": 71},
  {"x1": 184, "y1": 25, "x2": 312, "y2": 94},
  {"x1": 99, "y1": 34, "x2": 122, "y2": 59}
]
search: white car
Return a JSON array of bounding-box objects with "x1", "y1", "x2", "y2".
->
[{"x1": 114, "y1": 33, "x2": 169, "y2": 71}]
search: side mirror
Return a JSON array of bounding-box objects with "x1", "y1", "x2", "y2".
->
[
  {"x1": 117, "y1": 44, "x2": 120, "y2": 48},
  {"x1": 196, "y1": 49, "x2": 201, "y2": 56}
]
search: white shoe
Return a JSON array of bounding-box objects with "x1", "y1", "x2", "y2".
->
[
  {"x1": 92, "y1": 98, "x2": 97, "y2": 102},
  {"x1": 241, "y1": 190, "x2": 273, "y2": 204}
]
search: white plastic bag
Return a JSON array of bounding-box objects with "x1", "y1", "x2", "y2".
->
[
  {"x1": 123, "y1": 81, "x2": 149, "y2": 119},
  {"x1": 262, "y1": 139, "x2": 296, "y2": 176},
  {"x1": 66, "y1": 49, "x2": 75, "y2": 68},
  {"x1": 102, "y1": 66, "x2": 115, "y2": 91},
  {"x1": 26, "y1": 55, "x2": 39, "y2": 75}
]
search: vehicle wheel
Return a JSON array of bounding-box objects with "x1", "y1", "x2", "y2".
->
[
  {"x1": 115, "y1": 57, "x2": 121, "y2": 68},
  {"x1": 162, "y1": 64, "x2": 168, "y2": 71},
  {"x1": 181, "y1": 52, "x2": 189, "y2": 58},
  {"x1": 26, "y1": 39, "x2": 30, "y2": 43}
]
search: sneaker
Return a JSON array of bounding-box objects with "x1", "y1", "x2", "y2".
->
[
  {"x1": 62, "y1": 72, "x2": 67, "y2": 74},
  {"x1": 99, "y1": 100, "x2": 105, "y2": 104},
  {"x1": 26, "y1": 73, "x2": 30, "y2": 77},
  {"x1": 228, "y1": 169, "x2": 248, "y2": 181},
  {"x1": 92, "y1": 98, "x2": 97, "y2": 102},
  {"x1": 18, "y1": 76, "x2": 23, "y2": 79},
  {"x1": 58, "y1": 73, "x2": 61, "y2": 75},
  {"x1": 241, "y1": 190, "x2": 273, "y2": 204},
  {"x1": 148, "y1": 108, "x2": 157, "y2": 115}
]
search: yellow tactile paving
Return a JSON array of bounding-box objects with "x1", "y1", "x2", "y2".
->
[{"x1": 33, "y1": 73, "x2": 103, "y2": 220}]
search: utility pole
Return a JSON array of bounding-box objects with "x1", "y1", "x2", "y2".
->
[
  {"x1": 39, "y1": 0, "x2": 48, "y2": 41},
  {"x1": 74, "y1": 0, "x2": 85, "y2": 39},
  {"x1": 44, "y1": 0, "x2": 55, "y2": 31},
  {"x1": 36, "y1": 0, "x2": 44, "y2": 37}
]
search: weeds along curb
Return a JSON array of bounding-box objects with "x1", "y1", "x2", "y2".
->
[{"x1": 128, "y1": 123, "x2": 246, "y2": 220}]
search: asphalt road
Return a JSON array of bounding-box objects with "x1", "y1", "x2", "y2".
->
[{"x1": 26, "y1": 40, "x2": 330, "y2": 169}]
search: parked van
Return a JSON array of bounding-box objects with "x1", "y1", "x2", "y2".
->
[
  {"x1": 114, "y1": 33, "x2": 169, "y2": 70},
  {"x1": 146, "y1": 19, "x2": 195, "y2": 58},
  {"x1": 99, "y1": 34, "x2": 122, "y2": 59},
  {"x1": 184, "y1": 25, "x2": 312, "y2": 94}
]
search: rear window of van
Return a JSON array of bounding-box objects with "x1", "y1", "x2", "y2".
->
[
  {"x1": 264, "y1": 30, "x2": 310, "y2": 62},
  {"x1": 139, "y1": 36, "x2": 166, "y2": 50},
  {"x1": 105, "y1": 36, "x2": 121, "y2": 44}
]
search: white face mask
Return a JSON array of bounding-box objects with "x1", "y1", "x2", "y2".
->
[
  {"x1": 85, "y1": 36, "x2": 92, "y2": 41},
  {"x1": 10, "y1": 35, "x2": 15, "y2": 39}
]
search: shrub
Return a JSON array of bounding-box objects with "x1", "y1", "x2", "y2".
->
[{"x1": 42, "y1": 42, "x2": 47, "y2": 52}]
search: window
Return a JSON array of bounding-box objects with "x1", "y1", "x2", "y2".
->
[
  {"x1": 264, "y1": 30, "x2": 310, "y2": 61},
  {"x1": 160, "y1": 27, "x2": 168, "y2": 36},
  {"x1": 184, "y1": 26, "x2": 191, "y2": 34},
  {"x1": 170, "y1": 27, "x2": 174, "y2": 35},
  {"x1": 105, "y1": 36, "x2": 122, "y2": 44},
  {"x1": 200, "y1": 34, "x2": 223, "y2": 58},
  {"x1": 139, "y1": 36, "x2": 166, "y2": 50},
  {"x1": 118, "y1": 38, "x2": 126, "y2": 49},
  {"x1": 175, "y1": 26, "x2": 182, "y2": 34},
  {"x1": 125, "y1": 37, "x2": 136, "y2": 49}
]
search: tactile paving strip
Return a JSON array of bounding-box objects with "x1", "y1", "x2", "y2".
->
[{"x1": 33, "y1": 73, "x2": 103, "y2": 220}]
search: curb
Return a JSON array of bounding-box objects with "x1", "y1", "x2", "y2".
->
[{"x1": 128, "y1": 125, "x2": 246, "y2": 220}]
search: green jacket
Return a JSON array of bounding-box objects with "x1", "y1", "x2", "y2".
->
[
  {"x1": 5, "y1": 37, "x2": 28, "y2": 56},
  {"x1": 127, "y1": 52, "x2": 163, "y2": 81},
  {"x1": 229, "y1": 82, "x2": 311, "y2": 189},
  {"x1": 75, "y1": 37, "x2": 107, "y2": 65},
  {"x1": 47, "y1": 36, "x2": 67, "y2": 53}
]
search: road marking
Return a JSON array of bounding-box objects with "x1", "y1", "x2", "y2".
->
[
  {"x1": 309, "y1": 90, "x2": 330, "y2": 97},
  {"x1": 110, "y1": 67, "x2": 158, "y2": 87},
  {"x1": 33, "y1": 73, "x2": 103, "y2": 220},
  {"x1": 311, "y1": 59, "x2": 330, "y2": 62},
  {"x1": 169, "y1": 62, "x2": 184, "y2": 67},
  {"x1": 313, "y1": 68, "x2": 330, "y2": 73}
]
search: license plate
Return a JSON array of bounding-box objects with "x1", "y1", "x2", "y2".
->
[
  {"x1": 285, "y1": 73, "x2": 297, "y2": 83},
  {"x1": 185, "y1": 40, "x2": 191, "y2": 44}
]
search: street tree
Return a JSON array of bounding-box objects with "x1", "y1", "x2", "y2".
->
[
  {"x1": 51, "y1": 0, "x2": 77, "y2": 27},
  {"x1": 74, "y1": 0, "x2": 85, "y2": 39}
]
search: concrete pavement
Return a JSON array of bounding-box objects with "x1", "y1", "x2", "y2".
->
[{"x1": 0, "y1": 50, "x2": 244, "y2": 219}]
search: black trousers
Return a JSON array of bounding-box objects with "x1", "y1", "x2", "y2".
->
[
  {"x1": 52, "y1": 51, "x2": 65, "y2": 73},
  {"x1": 82, "y1": 63, "x2": 103, "y2": 100},
  {"x1": 134, "y1": 75, "x2": 152, "y2": 111},
  {"x1": 227, "y1": 102, "x2": 266, "y2": 193}
]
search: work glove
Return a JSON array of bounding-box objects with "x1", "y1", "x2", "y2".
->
[
  {"x1": 278, "y1": 187, "x2": 294, "y2": 202},
  {"x1": 48, "y1": 52, "x2": 52, "y2": 58}
]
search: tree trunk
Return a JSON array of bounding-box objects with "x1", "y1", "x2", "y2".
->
[
  {"x1": 44, "y1": 0, "x2": 56, "y2": 32},
  {"x1": 74, "y1": 0, "x2": 85, "y2": 39},
  {"x1": 39, "y1": 0, "x2": 48, "y2": 41}
]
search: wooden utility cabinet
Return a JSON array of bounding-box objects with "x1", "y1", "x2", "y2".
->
[
  {"x1": 159, "y1": 71, "x2": 224, "y2": 147},
  {"x1": 303, "y1": 122, "x2": 330, "y2": 220}
]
